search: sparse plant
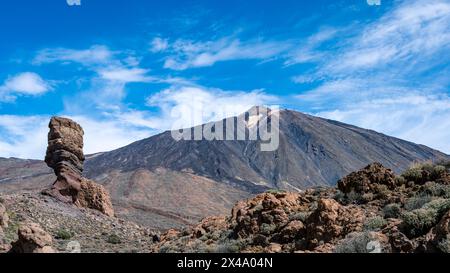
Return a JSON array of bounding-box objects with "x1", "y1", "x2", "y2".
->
[
  {"x1": 404, "y1": 195, "x2": 432, "y2": 211},
  {"x1": 106, "y1": 234, "x2": 121, "y2": 244},
  {"x1": 56, "y1": 229, "x2": 73, "y2": 240},
  {"x1": 395, "y1": 175, "x2": 406, "y2": 185},
  {"x1": 363, "y1": 216, "x2": 387, "y2": 231},
  {"x1": 383, "y1": 203, "x2": 402, "y2": 219},
  {"x1": 402, "y1": 167, "x2": 423, "y2": 183},
  {"x1": 401, "y1": 199, "x2": 450, "y2": 237},
  {"x1": 259, "y1": 223, "x2": 276, "y2": 235},
  {"x1": 334, "y1": 232, "x2": 381, "y2": 253},
  {"x1": 289, "y1": 211, "x2": 310, "y2": 222},
  {"x1": 346, "y1": 191, "x2": 364, "y2": 204},
  {"x1": 422, "y1": 182, "x2": 450, "y2": 198},
  {"x1": 438, "y1": 235, "x2": 450, "y2": 253}
]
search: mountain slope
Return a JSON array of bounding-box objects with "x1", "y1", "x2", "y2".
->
[{"x1": 85, "y1": 109, "x2": 449, "y2": 190}]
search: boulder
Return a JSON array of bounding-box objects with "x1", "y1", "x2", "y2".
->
[
  {"x1": 337, "y1": 163, "x2": 397, "y2": 194},
  {"x1": 230, "y1": 192, "x2": 308, "y2": 238},
  {"x1": 306, "y1": 199, "x2": 365, "y2": 249},
  {"x1": 75, "y1": 179, "x2": 115, "y2": 217},
  {"x1": 10, "y1": 222, "x2": 56, "y2": 253}
]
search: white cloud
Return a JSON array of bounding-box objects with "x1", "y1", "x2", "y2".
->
[
  {"x1": 150, "y1": 37, "x2": 169, "y2": 52},
  {"x1": 146, "y1": 85, "x2": 278, "y2": 129},
  {"x1": 33, "y1": 45, "x2": 114, "y2": 66},
  {"x1": 292, "y1": 0, "x2": 450, "y2": 154},
  {"x1": 0, "y1": 72, "x2": 51, "y2": 101},
  {"x1": 0, "y1": 114, "x2": 154, "y2": 159},
  {"x1": 163, "y1": 37, "x2": 291, "y2": 70},
  {"x1": 98, "y1": 67, "x2": 154, "y2": 83},
  {"x1": 316, "y1": 94, "x2": 450, "y2": 154}
]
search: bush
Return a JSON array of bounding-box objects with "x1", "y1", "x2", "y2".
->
[
  {"x1": 432, "y1": 165, "x2": 447, "y2": 178},
  {"x1": 56, "y1": 229, "x2": 73, "y2": 240},
  {"x1": 401, "y1": 199, "x2": 450, "y2": 237},
  {"x1": 364, "y1": 216, "x2": 387, "y2": 231},
  {"x1": 259, "y1": 223, "x2": 276, "y2": 235},
  {"x1": 383, "y1": 203, "x2": 402, "y2": 219},
  {"x1": 346, "y1": 191, "x2": 364, "y2": 204},
  {"x1": 215, "y1": 241, "x2": 242, "y2": 253},
  {"x1": 334, "y1": 232, "x2": 382, "y2": 253},
  {"x1": 438, "y1": 235, "x2": 450, "y2": 253},
  {"x1": 289, "y1": 211, "x2": 310, "y2": 222},
  {"x1": 404, "y1": 195, "x2": 433, "y2": 211},
  {"x1": 402, "y1": 168, "x2": 423, "y2": 183},
  {"x1": 422, "y1": 183, "x2": 450, "y2": 198},
  {"x1": 106, "y1": 234, "x2": 121, "y2": 244},
  {"x1": 395, "y1": 176, "x2": 406, "y2": 185}
]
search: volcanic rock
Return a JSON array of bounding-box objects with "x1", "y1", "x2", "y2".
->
[
  {"x1": 337, "y1": 163, "x2": 397, "y2": 194},
  {"x1": 44, "y1": 117, "x2": 85, "y2": 203},
  {"x1": 10, "y1": 222, "x2": 56, "y2": 253},
  {"x1": 306, "y1": 198, "x2": 365, "y2": 249},
  {"x1": 43, "y1": 117, "x2": 114, "y2": 216},
  {"x1": 76, "y1": 179, "x2": 115, "y2": 217}
]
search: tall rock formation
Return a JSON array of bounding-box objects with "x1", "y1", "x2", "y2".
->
[{"x1": 44, "y1": 117, "x2": 114, "y2": 217}]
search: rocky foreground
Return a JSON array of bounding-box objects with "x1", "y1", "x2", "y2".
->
[
  {"x1": 1, "y1": 161, "x2": 450, "y2": 253},
  {"x1": 152, "y1": 162, "x2": 450, "y2": 253}
]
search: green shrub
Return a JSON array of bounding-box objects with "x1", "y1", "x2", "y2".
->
[
  {"x1": 346, "y1": 191, "x2": 364, "y2": 204},
  {"x1": 363, "y1": 216, "x2": 387, "y2": 231},
  {"x1": 402, "y1": 168, "x2": 423, "y2": 183},
  {"x1": 438, "y1": 235, "x2": 450, "y2": 253},
  {"x1": 432, "y1": 165, "x2": 447, "y2": 178},
  {"x1": 334, "y1": 232, "x2": 382, "y2": 253},
  {"x1": 383, "y1": 203, "x2": 402, "y2": 219},
  {"x1": 56, "y1": 229, "x2": 73, "y2": 240},
  {"x1": 422, "y1": 183, "x2": 450, "y2": 198},
  {"x1": 401, "y1": 198, "x2": 450, "y2": 237},
  {"x1": 259, "y1": 223, "x2": 276, "y2": 235},
  {"x1": 404, "y1": 195, "x2": 432, "y2": 211},
  {"x1": 289, "y1": 211, "x2": 310, "y2": 222},
  {"x1": 106, "y1": 234, "x2": 121, "y2": 244},
  {"x1": 395, "y1": 176, "x2": 406, "y2": 185}
]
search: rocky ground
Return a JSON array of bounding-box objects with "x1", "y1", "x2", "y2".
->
[
  {"x1": 152, "y1": 161, "x2": 450, "y2": 253},
  {"x1": 1, "y1": 160, "x2": 450, "y2": 253},
  {"x1": 0, "y1": 193, "x2": 156, "y2": 253}
]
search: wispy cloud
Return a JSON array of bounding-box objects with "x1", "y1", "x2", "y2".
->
[
  {"x1": 0, "y1": 72, "x2": 52, "y2": 102},
  {"x1": 150, "y1": 37, "x2": 169, "y2": 53},
  {"x1": 293, "y1": 0, "x2": 450, "y2": 153},
  {"x1": 161, "y1": 37, "x2": 292, "y2": 70}
]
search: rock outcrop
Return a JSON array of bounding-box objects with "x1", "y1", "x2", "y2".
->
[
  {"x1": 10, "y1": 222, "x2": 56, "y2": 253},
  {"x1": 305, "y1": 199, "x2": 365, "y2": 248},
  {"x1": 152, "y1": 162, "x2": 450, "y2": 253},
  {"x1": 337, "y1": 162, "x2": 397, "y2": 194},
  {"x1": 44, "y1": 117, "x2": 114, "y2": 217},
  {"x1": 76, "y1": 179, "x2": 114, "y2": 217}
]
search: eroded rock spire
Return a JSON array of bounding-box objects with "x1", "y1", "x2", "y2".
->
[{"x1": 44, "y1": 117, "x2": 114, "y2": 217}]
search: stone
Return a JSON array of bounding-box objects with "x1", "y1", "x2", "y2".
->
[
  {"x1": 75, "y1": 179, "x2": 115, "y2": 217},
  {"x1": 43, "y1": 117, "x2": 114, "y2": 217},
  {"x1": 306, "y1": 199, "x2": 365, "y2": 249},
  {"x1": 337, "y1": 163, "x2": 397, "y2": 194},
  {"x1": 44, "y1": 117, "x2": 85, "y2": 203},
  {"x1": 10, "y1": 222, "x2": 56, "y2": 253}
]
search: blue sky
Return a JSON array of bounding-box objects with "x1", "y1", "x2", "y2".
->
[{"x1": 0, "y1": 0, "x2": 449, "y2": 159}]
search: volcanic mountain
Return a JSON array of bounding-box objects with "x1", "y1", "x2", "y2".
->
[{"x1": 0, "y1": 108, "x2": 448, "y2": 229}]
